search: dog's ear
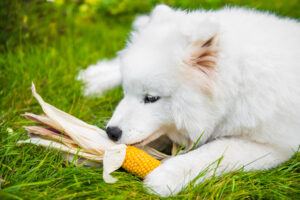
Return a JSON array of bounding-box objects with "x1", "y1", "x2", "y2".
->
[
  {"x1": 183, "y1": 20, "x2": 220, "y2": 77},
  {"x1": 151, "y1": 4, "x2": 173, "y2": 21},
  {"x1": 133, "y1": 5, "x2": 173, "y2": 31},
  {"x1": 133, "y1": 15, "x2": 150, "y2": 31},
  {"x1": 186, "y1": 34, "x2": 219, "y2": 76}
]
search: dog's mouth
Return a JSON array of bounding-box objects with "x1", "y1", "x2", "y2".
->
[
  {"x1": 125, "y1": 126, "x2": 176, "y2": 155},
  {"x1": 130, "y1": 129, "x2": 166, "y2": 147},
  {"x1": 132, "y1": 131, "x2": 173, "y2": 155}
]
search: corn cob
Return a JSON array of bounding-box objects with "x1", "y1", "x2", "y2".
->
[
  {"x1": 122, "y1": 146, "x2": 161, "y2": 178},
  {"x1": 18, "y1": 83, "x2": 169, "y2": 183}
]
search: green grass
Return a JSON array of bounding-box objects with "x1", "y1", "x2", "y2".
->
[{"x1": 0, "y1": 0, "x2": 299, "y2": 199}]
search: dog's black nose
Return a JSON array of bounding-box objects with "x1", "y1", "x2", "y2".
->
[{"x1": 106, "y1": 126, "x2": 122, "y2": 141}]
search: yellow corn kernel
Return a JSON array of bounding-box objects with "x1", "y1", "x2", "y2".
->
[{"x1": 122, "y1": 146, "x2": 161, "y2": 178}]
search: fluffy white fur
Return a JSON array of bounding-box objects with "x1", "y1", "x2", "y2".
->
[
  {"x1": 77, "y1": 58, "x2": 121, "y2": 96},
  {"x1": 79, "y1": 5, "x2": 300, "y2": 196}
]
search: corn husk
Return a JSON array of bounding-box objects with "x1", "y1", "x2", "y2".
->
[{"x1": 18, "y1": 83, "x2": 169, "y2": 183}]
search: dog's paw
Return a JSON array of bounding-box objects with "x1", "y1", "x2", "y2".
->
[{"x1": 143, "y1": 159, "x2": 190, "y2": 197}]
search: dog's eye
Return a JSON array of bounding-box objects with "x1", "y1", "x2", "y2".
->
[{"x1": 143, "y1": 95, "x2": 160, "y2": 104}]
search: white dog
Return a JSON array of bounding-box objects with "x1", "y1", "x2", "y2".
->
[{"x1": 78, "y1": 5, "x2": 300, "y2": 196}]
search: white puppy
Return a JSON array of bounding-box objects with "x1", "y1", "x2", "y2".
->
[{"x1": 79, "y1": 5, "x2": 300, "y2": 196}]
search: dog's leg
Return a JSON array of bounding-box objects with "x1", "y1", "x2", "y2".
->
[
  {"x1": 77, "y1": 58, "x2": 121, "y2": 96},
  {"x1": 144, "y1": 138, "x2": 291, "y2": 196}
]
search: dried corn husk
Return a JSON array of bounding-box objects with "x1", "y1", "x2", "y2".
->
[{"x1": 18, "y1": 83, "x2": 169, "y2": 183}]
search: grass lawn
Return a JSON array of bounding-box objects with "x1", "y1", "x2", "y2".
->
[{"x1": 0, "y1": 0, "x2": 299, "y2": 199}]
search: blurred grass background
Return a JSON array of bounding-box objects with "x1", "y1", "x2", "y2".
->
[{"x1": 0, "y1": 0, "x2": 299, "y2": 199}]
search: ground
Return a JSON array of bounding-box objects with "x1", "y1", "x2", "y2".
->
[{"x1": 0, "y1": 0, "x2": 299, "y2": 199}]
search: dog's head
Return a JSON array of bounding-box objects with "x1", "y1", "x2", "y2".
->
[{"x1": 106, "y1": 5, "x2": 221, "y2": 145}]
